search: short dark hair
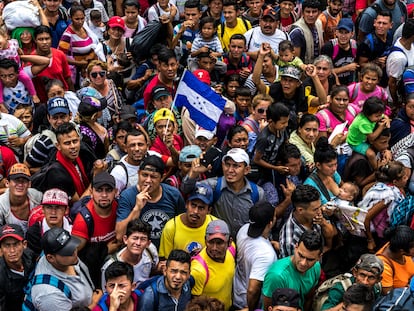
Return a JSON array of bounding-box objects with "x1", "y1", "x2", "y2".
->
[
  {"x1": 376, "y1": 10, "x2": 392, "y2": 21},
  {"x1": 113, "y1": 121, "x2": 133, "y2": 138},
  {"x1": 298, "y1": 114, "x2": 320, "y2": 129},
  {"x1": 299, "y1": 230, "x2": 323, "y2": 253},
  {"x1": 302, "y1": 0, "x2": 321, "y2": 10},
  {"x1": 167, "y1": 249, "x2": 191, "y2": 267},
  {"x1": 235, "y1": 86, "x2": 251, "y2": 97},
  {"x1": 267, "y1": 103, "x2": 290, "y2": 122},
  {"x1": 314, "y1": 136, "x2": 337, "y2": 164},
  {"x1": 34, "y1": 25, "x2": 52, "y2": 39},
  {"x1": 123, "y1": 0, "x2": 140, "y2": 10},
  {"x1": 229, "y1": 33, "x2": 246, "y2": 45},
  {"x1": 279, "y1": 40, "x2": 294, "y2": 53},
  {"x1": 125, "y1": 219, "x2": 152, "y2": 239},
  {"x1": 158, "y1": 48, "x2": 177, "y2": 65},
  {"x1": 292, "y1": 184, "x2": 320, "y2": 208},
  {"x1": 227, "y1": 125, "x2": 248, "y2": 142},
  {"x1": 0, "y1": 59, "x2": 19, "y2": 72},
  {"x1": 402, "y1": 19, "x2": 414, "y2": 39},
  {"x1": 362, "y1": 96, "x2": 385, "y2": 116},
  {"x1": 200, "y1": 16, "x2": 215, "y2": 29},
  {"x1": 184, "y1": 0, "x2": 201, "y2": 9},
  {"x1": 343, "y1": 284, "x2": 374, "y2": 311},
  {"x1": 104, "y1": 261, "x2": 134, "y2": 283},
  {"x1": 275, "y1": 143, "x2": 302, "y2": 164},
  {"x1": 223, "y1": 0, "x2": 238, "y2": 10},
  {"x1": 55, "y1": 122, "x2": 79, "y2": 141},
  {"x1": 124, "y1": 128, "x2": 148, "y2": 144},
  {"x1": 385, "y1": 225, "x2": 414, "y2": 253}
]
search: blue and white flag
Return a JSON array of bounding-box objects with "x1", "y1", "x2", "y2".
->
[{"x1": 174, "y1": 70, "x2": 226, "y2": 131}]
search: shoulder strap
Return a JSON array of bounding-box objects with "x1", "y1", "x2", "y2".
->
[
  {"x1": 308, "y1": 172, "x2": 331, "y2": 202},
  {"x1": 192, "y1": 254, "x2": 210, "y2": 286},
  {"x1": 242, "y1": 18, "x2": 249, "y2": 32},
  {"x1": 97, "y1": 293, "x2": 110, "y2": 311},
  {"x1": 366, "y1": 33, "x2": 375, "y2": 52},
  {"x1": 118, "y1": 161, "x2": 129, "y2": 190},
  {"x1": 350, "y1": 39, "x2": 357, "y2": 58},
  {"x1": 247, "y1": 180, "x2": 259, "y2": 203},
  {"x1": 322, "y1": 11, "x2": 329, "y2": 31},
  {"x1": 33, "y1": 274, "x2": 72, "y2": 298},
  {"x1": 318, "y1": 109, "x2": 331, "y2": 129},
  {"x1": 154, "y1": 4, "x2": 161, "y2": 17},
  {"x1": 213, "y1": 177, "x2": 223, "y2": 203},
  {"x1": 150, "y1": 277, "x2": 159, "y2": 311},
  {"x1": 220, "y1": 21, "x2": 225, "y2": 38},
  {"x1": 350, "y1": 82, "x2": 360, "y2": 102},
  {"x1": 331, "y1": 38, "x2": 339, "y2": 60},
  {"x1": 80, "y1": 205, "x2": 94, "y2": 238}
]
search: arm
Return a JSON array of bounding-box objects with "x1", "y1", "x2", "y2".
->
[
  {"x1": 171, "y1": 21, "x2": 192, "y2": 49},
  {"x1": 274, "y1": 179, "x2": 295, "y2": 218},
  {"x1": 364, "y1": 199, "x2": 386, "y2": 252},
  {"x1": 251, "y1": 43, "x2": 269, "y2": 94},
  {"x1": 307, "y1": 64, "x2": 327, "y2": 107},
  {"x1": 333, "y1": 62, "x2": 359, "y2": 75},
  {"x1": 253, "y1": 150, "x2": 288, "y2": 174},
  {"x1": 367, "y1": 117, "x2": 389, "y2": 143},
  {"x1": 388, "y1": 76, "x2": 398, "y2": 105},
  {"x1": 247, "y1": 279, "x2": 262, "y2": 311}
]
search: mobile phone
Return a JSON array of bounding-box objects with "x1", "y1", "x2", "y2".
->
[{"x1": 201, "y1": 147, "x2": 221, "y2": 167}]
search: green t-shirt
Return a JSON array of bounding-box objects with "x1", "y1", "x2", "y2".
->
[
  {"x1": 262, "y1": 256, "x2": 321, "y2": 309},
  {"x1": 346, "y1": 113, "x2": 376, "y2": 146}
]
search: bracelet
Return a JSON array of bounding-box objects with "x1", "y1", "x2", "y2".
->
[{"x1": 367, "y1": 239, "x2": 374, "y2": 242}]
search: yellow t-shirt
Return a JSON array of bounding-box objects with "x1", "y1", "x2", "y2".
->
[
  {"x1": 217, "y1": 18, "x2": 251, "y2": 53},
  {"x1": 191, "y1": 245, "x2": 236, "y2": 310},
  {"x1": 159, "y1": 214, "x2": 217, "y2": 258}
]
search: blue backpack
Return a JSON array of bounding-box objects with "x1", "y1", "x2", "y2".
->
[{"x1": 373, "y1": 287, "x2": 414, "y2": 310}]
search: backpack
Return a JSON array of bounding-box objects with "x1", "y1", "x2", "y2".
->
[
  {"x1": 387, "y1": 46, "x2": 414, "y2": 102},
  {"x1": 312, "y1": 273, "x2": 353, "y2": 311},
  {"x1": 69, "y1": 196, "x2": 94, "y2": 238},
  {"x1": 390, "y1": 193, "x2": 414, "y2": 228},
  {"x1": 212, "y1": 176, "x2": 259, "y2": 204},
  {"x1": 372, "y1": 287, "x2": 414, "y2": 310},
  {"x1": 331, "y1": 38, "x2": 357, "y2": 60},
  {"x1": 30, "y1": 160, "x2": 60, "y2": 193},
  {"x1": 23, "y1": 129, "x2": 57, "y2": 162},
  {"x1": 110, "y1": 161, "x2": 129, "y2": 192},
  {"x1": 22, "y1": 274, "x2": 72, "y2": 311}
]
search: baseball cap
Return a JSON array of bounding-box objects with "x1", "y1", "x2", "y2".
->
[
  {"x1": 271, "y1": 288, "x2": 300, "y2": 308},
  {"x1": 140, "y1": 155, "x2": 165, "y2": 175},
  {"x1": 206, "y1": 219, "x2": 230, "y2": 241},
  {"x1": 195, "y1": 126, "x2": 216, "y2": 140},
  {"x1": 153, "y1": 108, "x2": 175, "y2": 124},
  {"x1": 248, "y1": 201, "x2": 275, "y2": 238},
  {"x1": 93, "y1": 171, "x2": 116, "y2": 189},
  {"x1": 280, "y1": 66, "x2": 301, "y2": 81},
  {"x1": 222, "y1": 148, "x2": 250, "y2": 165},
  {"x1": 0, "y1": 224, "x2": 24, "y2": 242},
  {"x1": 42, "y1": 188, "x2": 69, "y2": 206},
  {"x1": 78, "y1": 96, "x2": 107, "y2": 117},
  {"x1": 41, "y1": 227, "x2": 80, "y2": 256},
  {"x1": 188, "y1": 182, "x2": 213, "y2": 205},
  {"x1": 193, "y1": 69, "x2": 211, "y2": 85},
  {"x1": 262, "y1": 7, "x2": 278, "y2": 20},
  {"x1": 47, "y1": 97, "x2": 70, "y2": 116},
  {"x1": 108, "y1": 16, "x2": 126, "y2": 31},
  {"x1": 9, "y1": 163, "x2": 31, "y2": 180},
  {"x1": 179, "y1": 145, "x2": 202, "y2": 162},
  {"x1": 119, "y1": 105, "x2": 137, "y2": 120},
  {"x1": 152, "y1": 86, "x2": 171, "y2": 101},
  {"x1": 354, "y1": 254, "x2": 384, "y2": 276},
  {"x1": 337, "y1": 18, "x2": 354, "y2": 32}
]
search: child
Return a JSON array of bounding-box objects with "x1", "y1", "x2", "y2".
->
[
  {"x1": 122, "y1": 0, "x2": 147, "y2": 38},
  {"x1": 275, "y1": 40, "x2": 307, "y2": 80},
  {"x1": 224, "y1": 74, "x2": 240, "y2": 101},
  {"x1": 94, "y1": 261, "x2": 140, "y2": 310},
  {"x1": 147, "y1": 0, "x2": 179, "y2": 23},
  {"x1": 88, "y1": 10, "x2": 106, "y2": 41},
  {"x1": 347, "y1": 96, "x2": 390, "y2": 170},
  {"x1": 234, "y1": 86, "x2": 252, "y2": 124},
  {"x1": 348, "y1": 63, "x2": 389, "y2": 115},
  {"x1": 253, "y1": 103, "x2": 290, "y2": 184},
  {"x1": 0, "y1": 29, "x2": 38, "y2": 110},
  {"x1": 194, "y1": 125, "x2": 223, "y2": 178}
]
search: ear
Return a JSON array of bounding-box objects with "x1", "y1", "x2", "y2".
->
[
  {"x1": 22, "y1": 240, "x2": 27, "y2": 249},
  {"x1": 4, "y1": 179, "x2": 9, "y2": 188},
  {"x1": 315, "y1": 162, "x2": 321, "y2": 171},
  {"x1": 244, "y1": 164, "x2": 251, "y2": 175},
  {"x1": 123, "y1": 235, "x2": 128, "y2": 245}
]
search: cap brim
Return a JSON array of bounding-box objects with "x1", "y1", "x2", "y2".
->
[
  {"x1": 188, "y1": 194, "x2": 211, "y2": 205},
  {"x1": 10, "y1": 173, "x2": 30, "y2": 180},
  {"x1": 93, "y1": 181, "x2": 115, "y2": 189},
  {"x1": 56, "y1": 236, "x2": 81, "y2": 256},
  {"x1": 206, "y1": 233, "x2": 228, "y2": 241},
  {"x1": 153, "y1": 92, "x2": 171, "y2": 100},
  {"x1": 48, "y1": 107, "x2": 70, "y2": 116},
  {"x1": 0, "y1": 233, "x2": 24, "y2": 242},
  {"x1": 247, "y1": 224, "x2": 265, "y2": 238},
  {"x1": 281, "y1": 74, "x2": 300, "y2": 81},
  {"x1": 337, "y1": 27, "x2": 352, "y2": 32},
  {"x1": 120, "y1": 113, "x2": 137, "y2": 120}
]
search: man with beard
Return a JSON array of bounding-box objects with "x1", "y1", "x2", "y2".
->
[
  {"x1": 244, "y1": 8, "x2": 290, "y2": 59},
  {"x1": 72, "y1": 171, "x2": 120, "y2": 288}
]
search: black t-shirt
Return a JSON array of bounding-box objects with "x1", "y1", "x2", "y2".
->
[{"x1": 321, "y1": 41, "x2": 356, "y2": 85}]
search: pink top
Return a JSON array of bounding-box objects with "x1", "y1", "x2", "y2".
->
[
  {"x1": 0, "y1": 39, "x2": 21, "y2": 68},
  {"x1": 316, "y1": 107, "x2": 356, "y2": 132},
  {"x1": 348, "y1": 82, "x2": 388, "y2": 115}
]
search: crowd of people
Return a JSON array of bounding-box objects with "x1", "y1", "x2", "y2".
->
[{"x1": 0, "y1": 0, "x2": 414, "y2": 309}]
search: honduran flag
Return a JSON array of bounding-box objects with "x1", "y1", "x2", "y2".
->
[{"x1": 174, "y1": 70, "x2": 226, "y2": 131}]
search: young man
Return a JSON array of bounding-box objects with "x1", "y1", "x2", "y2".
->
[
  {"x1": 101, "y1": 219, "x2": 158, "y2": 290},
  {"x1": 159, "y1": 182, "x2": 216, "y2": 260},
  {"x1": 191, "y1": 219, "x2": 235, "y2": 310},
  {"x1": 242, "y1": 0, "x2": 264, "y2": 27},
  {"x1": 42, "y1": 0, "x2": 70, "y2": 47},
  {"x1": 262, "y1": 230, "x2": 323, "y2": 311},
  {"x1": 217, "y1": 0, "x2": 252, "y2": 52},
  {"x1": 0, "y1": 224, "x2": 36, "y2": 311},
  {"x1": 321, "y1": 17, "x2": 358, "y2": 85},
  {"x1": 318, "y1": 0, "x2": 343, "y2": 43},
  {"x1": 223, "y1": 34, "x2": 253, "y2": 81},
  {"x1": 193, "y1": 126, "x2": 223, "y2": 178},
  {"x1": 138, "y1": 249, "x2": 192, "y2": 310},
  {"x1": 341, "y1": 283, "x2": 375, "y2": 311},
  {"x1": 269, "y1": 288, "x2": 301, "y2": 311}
]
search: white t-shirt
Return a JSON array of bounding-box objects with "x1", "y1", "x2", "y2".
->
[
  {"x1": 147, "y1": 3, "x2": 179, "y2": 22},
  {"x1": 244, "y1": 27, "x2": 290, "y2": 54},
  {"x1": 233, "y1": 224, "x2": 277, "y2": 309},
  {"x1": 386, "y1": 39, "x2": 414, "y2": 79},
  {"x1": 111, "y1": 155, "x2": 140, "y2": 193}
]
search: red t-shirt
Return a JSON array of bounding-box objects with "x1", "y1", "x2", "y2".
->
[{"x1": 143, "y1": 75, "x2": 175, "y2": 110}]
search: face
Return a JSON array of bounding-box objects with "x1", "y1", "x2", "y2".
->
[
  {"x1": 229, "y1": 39, "x2": 245, "y2": 59},
  {"x1": 124, "y1": 5, "x2": 139, "y2": 22},
  {"x1": 178, "y1": 161, "x2": 192, "y2": 176},
  {"x1": 235, "y1": 95, "x2": 251, "y2": 113},
  {"x1": 330, "y1": 91, "x2": 349, "y2": 114},
  {"x1": 280, "y1": 76, "x2": 301, "y2": 96},
  {"x1": 393, "y1": 170, "x2": 409, "y2": 188},
  {"x1": 56, "y1": 130, "x2": 81, "y2": 161},
  {"x1": 293, "y1": 241, "x2": 321, "y2": 273},
  {"x1": 123, "y1": 231, "x2": 151, "y2": 256},
  {"x1": 44, "y1": 0, "x2": 62, "y2": 12},
  {"x1": 155, "y1": 119, "x2": 174, "y2": 138},
  {"x1": 367, "y1": 112, "x2": 383, "y2": 123},
  {"x1": 279, "y1": 0, "x2": 295, "y2": 15},
  {"x1": 164, "y1": 260, "x2": 190, "y2": 292},
  {"x1": 20, "y1": 30, "x2": 33, "y2": 45},
  {"x1": 317, "y1": 159, "x2": 338, "y2": 177},
  {"x1": 185, "y1": 199, "x2": 210, "y2": 227},
  {"x1": 383, "y1": 0, "x2": 396, "y2": 7},
  {"x1": 43, "y1": 204, "x2": 67, "y2": 227},
  {"x1": 0, "y1": 237, "x2": 25, "y2": 265},
  {"x1": 315, "y1": 61, "x2": 331, "y2": 81},
  {"x1": 71, "y1": 10, "x2": 85, "y2": 29},
  {"x1": 184, "y1": 7, "x2": 201, "y2": 24},
  {"x1": 223, "y1": 5, "x2": 238, "y2": 24},
  {"x1": 226, "y1": 81, "x2": 240, "y2": 98},
  {"x1": 49, "y1": 249, "x2": 78, "y2": 270},
  {"x1": 152, "y1": 95, "x2": 172, "y2": 110},
  {"x1": 92, "y1": 186, "x2": 116, "y2": 209},
  {"x1": 252, "y1": 100, "x2": 270, "y2": 122},
  {"x1": 302, "y1": 7, "x2": 320, "y2": 25},
  {"x1": 47, "y1": 113, "x2": 71, "y2": 130},
  {"x1": 158, "y1": 58, "x2": 178, "y2": 82},
  {"x1": 47, "y1": 84, "x2": 65, "y2": 99},
  {"x1": 15, "y1": 109, "x2": 33, "y2": 129},
  {"x1": 371, "y1": 135, "x2": 389, "y2": 152},
  {"x1": 138, "y1": 168, "x2": 162, "y2": 195},
  {"x1": 222, "y1": 158, "x2": 250, "y2": 184},
  {"x1": 35, "y1": 32, "x2": 52, "y2": 54},
  {"x1": 8, "y1": 178, "x2": 30, "y2": 197},
  {"x1": 209, "y1": 0, "x2": 223, "y2": 15},
  {"x1": 328, "y1": 0, "x2": 342, "y2": 15},
  {"x1": 374, "y1": 15, "x2": 393, "y2": 36},
  {"x1": 201, "y1": 22, "x2": 215, "y2": 39},
  {"x1": 285, "y1": 157, "x2": 301, "y2": 176},
  {"x1": 126, "y1": 134, "x2": 148, "y2": 164},
  {"x1": 260, "y1": 17, "x2": 278, "y2": 35},
  {"x1": 246, "y1": 0, "x2": 264, "y2": 16},
  {"x1": 262, "y1": 55, "x2": 274, "y2": 74},
  {"x1": 89, "y1": 65, "x2": 107, "y2": 87},
  {"x1": 195, "y1": 136, "x2": 216, "y2": 152},
  {"x1": 0, "y1": 67, "x2": 18, "y2": 88},
  {"x1": 406, "y1": 100, "x2": 414, "y2": 121},
  {"x1": 206, "y1": 238, "x2": 228, "y2": 262},
  {"x1": 158, "y1": 0, "x2": 169, "y2": 8},
  {"x1": 361, "y1": 70, "x2": 379, "y2": 93},
  {"x1": 268, "y1": 116, "x2": 289, "y2": 132},
  {"x1": 353, "y1": 268, "x2": 379, "y2": 287},
  {"x1": 298, "y1": 121, "x2": 319, "y2": 145},
  {"x1": 229, "y1": 132, "x2": 248, "y2": 149},
  {"x1": 336, "y1": 29, "x2": 353, "y2": 45},
  {"x1": 108, "y1": 27, "x2": 125, "y2": 40},
  {"x1": 338, "y1": 183, "x2": 356, "y2": 201},
  {"x1": 198, "y1": 57, "x2": 215, "y2": 72},
  {"x1": 298, "y1": 199, "x2": 321, "y2": 223},
  {"x1": 106, "y1": 275, "x2": 134, "y2": 305},
  {"x1": 279, "y1": 50, "x2": 294, "y2": 63}
]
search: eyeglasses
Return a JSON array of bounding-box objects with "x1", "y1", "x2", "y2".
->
[
  {"x1": 257, "y1": 108, "x2": 267, "y2": 114},
  {"x1": 90, "y1": 71, "x2": 106, "y2": 78}
]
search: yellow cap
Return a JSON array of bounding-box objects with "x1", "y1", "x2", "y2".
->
[{"x1": 153, "y1": 108, "x2": 175, "y2": 124}]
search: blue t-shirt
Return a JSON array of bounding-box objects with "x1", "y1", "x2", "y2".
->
[{"x1": 304, "y1": 171, "x2": 341, "y2": 205}]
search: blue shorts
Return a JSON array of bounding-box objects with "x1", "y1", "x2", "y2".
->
[{"x1": 350, "y1": 142, "x2": 370, "y2": 156}]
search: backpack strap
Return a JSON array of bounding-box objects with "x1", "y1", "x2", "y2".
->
[
  {"x1": 213, "y1": 176, "x2": 223, "y2": 203},
  {"x1": 192, "y1": 254, "x2": 210, "y2": 286},
  {"x1": 331, "y1": 38, "x2": 339, "y2": 60},
  {"x1": 79, "y1": 205, "x2": 94, "y2": 239},
  {"x1": 117, "y1": 161, "x2": 129, "y2": 191},
  {"x1": 350, "y1": 82, "x2": 360, "y2": 102},
  {"x1": 366, "y1": 33, "x2": 375, "y2": 53},
  {"x1": 350, "y1": 39, "x2": 357, "y2": 58},
  {"x1": 149, "y1": 277, "x2": 159, "y2": 311},
  {"x1": 377, "y1": 252, "x2": 396, "y2": 278},
  {"x1": 318, "y1": 109, "x2": 331, "y2": 130},
  {"x1": 220, "y1": 21, "x2": 225, "y2": 38},
  {"x1": 242, "y1": 18, "x2": 249, "y2": 32},
  {"x1": 308, "y1": 172, "x2": 331, "y2": 202},
  {"x1": 247, "y1": 180, "x2": 259, "y2": 203}
]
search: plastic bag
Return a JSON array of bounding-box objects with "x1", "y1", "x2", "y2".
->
[
  {"x1": 3, "y1": 1, "x2": 41, "y2": 31},
  {"x1": 130, "y1": 20, "x2": 165, "y2": 62}
]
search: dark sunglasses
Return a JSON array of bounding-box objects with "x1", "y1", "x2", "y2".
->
[
  {"x1": 90, "y1": 71, "x2": 106, "y2": 78},
  {"x1": 257, "y1": 108, "x2": 267, "y2": 114}
]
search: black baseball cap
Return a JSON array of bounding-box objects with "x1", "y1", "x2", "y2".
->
[{"x1": 41, "y1": 227, "x2": 80, "y2": 256}]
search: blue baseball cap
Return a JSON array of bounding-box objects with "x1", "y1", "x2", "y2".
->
[
  {"x1": 179, "y1": 145, "x2": 202, "y2": 163},
  {"x1": 47, "y1": 97, "x2": 70, "y2": 116},
  {"x1": 337, "y1": 18, "x2": 354, "y2": 32},
  {"x1": 188, "y1": 182, "x2": 213, "y2": 205}
]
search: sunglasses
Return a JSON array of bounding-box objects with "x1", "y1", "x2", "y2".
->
[
  {"x1": 90, "y1": 71, "x2": 106, "y2": 78},
  {"x1": 257, "y1": 108, "x2": 267, "y2": 114}
]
